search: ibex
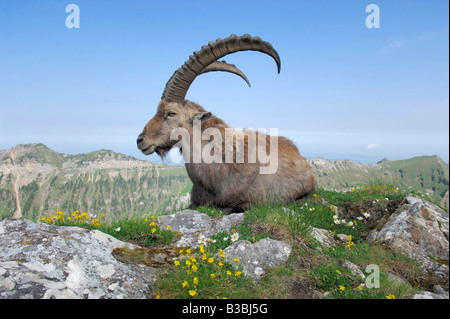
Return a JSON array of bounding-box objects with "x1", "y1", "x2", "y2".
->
[{"x1": 137, "y1": 34, "x2": 314, "y2": 213}]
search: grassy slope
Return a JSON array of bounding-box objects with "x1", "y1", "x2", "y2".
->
[
  {"x1": 312, "y1": 155, "x2": 449, "y2": 205},
  {"x1": 41, "y1": 185, "x2": 447, "y2": 299}
]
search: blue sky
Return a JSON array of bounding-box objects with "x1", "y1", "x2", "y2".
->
[{"x1": 0, "y1": 0, "x2": 448, "y2": 164}]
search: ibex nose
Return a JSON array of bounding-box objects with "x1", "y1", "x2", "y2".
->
[{"x1": 137, "y1": 134, "x2": 145, "y2": 148}]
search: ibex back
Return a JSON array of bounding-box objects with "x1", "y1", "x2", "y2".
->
[{"x1": 137, "y1": 34, "x2": 314, "y2": 213}]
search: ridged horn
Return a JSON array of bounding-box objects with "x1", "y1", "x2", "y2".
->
[
  {"x1": 200, "y1": 60, "x2": 251, "y2": 87},
  {"x1": 161, "y1": 34, "x2": 281, "y2": 103}
]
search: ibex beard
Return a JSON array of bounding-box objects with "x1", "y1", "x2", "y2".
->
[{"x1": 137, "y1": 34, "x2": 315, "y2": 213}]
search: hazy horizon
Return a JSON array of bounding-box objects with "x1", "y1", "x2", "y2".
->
[{"x1": 1, "y1": 141, "x2": 447, "y2": 166}]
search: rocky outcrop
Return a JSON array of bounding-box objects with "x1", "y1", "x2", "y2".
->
[
  {"x1": 368, "y1": 196, "x2": 448, "y2": 279},
  {"x1": 221, "y1": 239, "x2": 292, "y2": 281},
  {"x1": 0, "y1": 218, "x2": 157, "y2": 299},
  {"x1": 158, "y1": 210, "x2": 292, "y2": 281},
  {"x1": 158, "y1": 209, "x2": 245, "y2": 247},
  {"x1": 310, "y1": 227, "x2": 336, "y2": 248}
]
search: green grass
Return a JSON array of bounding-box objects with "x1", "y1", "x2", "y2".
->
[{"x1": 41, "y1": 185, "x2": 429, "y2": 299}]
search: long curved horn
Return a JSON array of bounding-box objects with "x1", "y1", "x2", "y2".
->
[
  {"x1": 200, "y1": 60, "x2": 251, "y2": 87},
  {"x1": 161, "y1": 34, "x2": 281, "y2": 103}
]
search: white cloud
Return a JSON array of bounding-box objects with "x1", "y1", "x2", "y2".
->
[
  {"x1": 378, "y1": 40, "x2": 404, "y2": 56},
  {"x1": 367, "y1": 144, "x2": 382, "y2": 149}
]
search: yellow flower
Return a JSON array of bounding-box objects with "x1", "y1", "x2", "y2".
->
[
  {"x1": 234, "y1": 271, "x2": 242, "y2": 277},
  {"x1": 192, "y1": 265, "x2": 197, "y2": 272},
  {"x1": 174, "y1": 260, "x2": 180, "y2": 266},
  {"x1": 186, "y1": 249, "x2": 191, "y2": 255},
  {"x1": 186, "y1": 260, "x2": 191, "y2": 266},
  {"x1": 233, "y1": 258, "x2": 240, "y2": 263},
  {"x1": 358, "y1": 285, "x2": 364, "y2": 291},
  {"x1": 167, "y1": 225, "x2": 172, "y2": 230},
  {"x1": 151, "y1": 228, "x2": 156, "y2": 234},
  {"x1": 386, "y1": 294, "x2": 396, "y2": 299},
  {"x1": 189, "y1": 290, "x2": 196, "y2": 297},
  {"x1": 155, "y1": 295, "x2": 160, "y2": 299},
  {"x1": 193, "y1": 277, "x2": 198, "y2": 285},
  {"x1": 227, "y1": 271, "x2": 232, "y2": 276},
  {"x1": 210, "y1": 273, "x2": 216, "y2": 279},
  {"x1": 208, "y1": 257, "x2": 214, "y2": 263},
  {"x1": 339, "y1": 285, "x2": 345, "y2": 291},
  {"x1": 336, "y1": 270, "x2": 341, "y2": 275},
  {"x1": 100, "y1": 212, "x2": 104, "y2": 217},
  {"x1": 182, "y1": 281, "x2": 188, "y2": 288},
  {"x1": 199, "y1": 245, "x2": 205, "y2": 253},
  {"x1": 218, "y1": 262, "x2": 223, "y2": 267},
  {"x1": 220, "y1": 252, "x2": 225, "y2": 258},
  {"x1": 179, "y1": 249, "x2": 184, "y2": 254},
  {"x1": 144, "y1": 218, "x2": 148, "y2": 222},
  {"x1": 313, "y1": 194, "x2": 317, "y2": 197},
  {"x1": 149, "y1": 221, "x2": 156, "y2": 227},
  {"x1": 201, "y1": 254, "x2": 207, "y2": 260},
  {"x1": 41, "y1": 216, "x2": 46, "y2": 221}
]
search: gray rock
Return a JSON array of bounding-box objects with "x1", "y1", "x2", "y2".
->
[
  {"x1": 386, "y1": 272, "x2": 411, "y2": 288},
  {"x1": 412, "y1": 291, "x2": 448, "y2": 299},
  {"x1": 159, "y1": 210, "x2": 214, "y2": 234},
  {"x1": 311, "y1": 227, "x2": 335, "y2": 248},
  {"x1": 341, "y1": 260, "x2": 365, "y2": 279},
  {"x1": 159, "y1": 210, "x2": 244, "y2": 247},
  {"x1": 336, "y1": 234, "x2": 350, "y2": 243},
  {"x1": 222, "y1": 238, "x2": 292, "y2": 281},
  {"x1": 0, "y1": 218, "x2": 157, "y2": 299},
  {"x1": 368, "y1": 196, "x2": 449, "y2": 278}
]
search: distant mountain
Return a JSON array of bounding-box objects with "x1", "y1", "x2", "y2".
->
[
  {"x1": 1, "y1": 144, "x2": 448, "y2": 223},
  {"x1": 0, "y1": 144, "x2": 191, "y2": 222},
  {"x1": 308, "y1": 155, "x2": 449, "y2": 207}
]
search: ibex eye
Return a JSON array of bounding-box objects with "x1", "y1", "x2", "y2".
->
[{"x1": 167, "y1": 112, "x2": 176, "y2": 118}]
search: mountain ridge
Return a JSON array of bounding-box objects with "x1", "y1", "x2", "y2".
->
[
  {"x1": 0, "y1": 143, "x2": 190, "y2": 222},
  {"x1": 0, "y1": 144, "x2": 448, "y2": 222}
]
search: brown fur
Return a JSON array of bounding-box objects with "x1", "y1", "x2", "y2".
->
[{"x1": 138, "y1": 99, "x2": 315, "y2": 212}]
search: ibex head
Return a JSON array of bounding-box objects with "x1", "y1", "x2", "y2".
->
[{"x1": 137, "y1": 34, "x2": 281, "y2": 158}]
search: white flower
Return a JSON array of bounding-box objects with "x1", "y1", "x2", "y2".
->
[
  {"x1": 348, "y1": 221, "x2": 354, "y2": 226},
  {"x1": 223, "y1": 237, "x2": 229, "y2": 241},
  {"x1": 114, "y1": 227, "x2": 121, "y2": 232},
  {"x1": 357, "y1": 216, "x2": 363, "y2": 220},
  {"x1": 363, "y1": 212, "x2": 370, "y2": 218},
  {"x1": 231, "y1": 233, "x2": 240, "y2": 242},
  {"x1": 198, "y1": 234, "x2": 208, "y2": 244}
]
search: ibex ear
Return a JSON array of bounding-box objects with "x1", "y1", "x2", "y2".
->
[{"x1": 191, "y1": 112, "x2": 212, "y2": 123}]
